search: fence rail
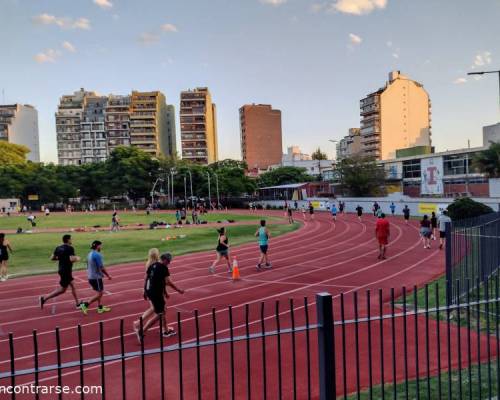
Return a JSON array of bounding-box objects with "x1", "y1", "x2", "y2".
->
[
  {"x1": 0, "y1": 281, "x2": 499, "y2": 399},
  {"x1": 446, "y1": 211, "x2": 500, "y2": 305}
]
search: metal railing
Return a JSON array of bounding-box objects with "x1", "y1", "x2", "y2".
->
[
  {"x1": 446, "y1": 212, "x2": 500, "y2": 304},
  {"x1": 0, "y1": 282, "x2": 498, "y2": 399}
]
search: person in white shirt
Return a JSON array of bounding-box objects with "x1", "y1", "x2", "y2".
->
[{"x1": 437, "y1": 210, "x2": 452, "y2": 250}]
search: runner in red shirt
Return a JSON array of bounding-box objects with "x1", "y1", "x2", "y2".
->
[{"x1": 375, "y1": 213, "x2": 390, "y2": 260}]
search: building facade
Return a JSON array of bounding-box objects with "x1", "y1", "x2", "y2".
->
[
  {"x1": 359, "y1": 71, "x2": 431, "y2": 160},
  {"x1": 240, "y1": 104, "x2": 282, "y2": 170},
  {"x1": 283, "y1": 146, "x2": 311, "y2": 162},
  {"x1": 180, "y1": 87, "x2": 218, "y2": 164},
  {"x1": 56, "y1": 89, "x2": 175, "y2": 165},
  {"x1": 336, "y1": 128, "x2": 361, "y2": 161},
  {"x1": 0, "y1": 104, "x2": 40, "y2": 162},
  {"x1": 483, "y1": 122, "x2": 500, "y2": 145}
]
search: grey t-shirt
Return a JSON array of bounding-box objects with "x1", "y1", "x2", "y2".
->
[{"x1": 438, "y1": 215, "x2": 452, "y2": 232}]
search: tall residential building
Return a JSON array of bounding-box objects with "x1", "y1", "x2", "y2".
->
[
  {"x1": 105, "y1": 95, "x2": 131, "y2": 154},
  {"x1": 180, "y1": 87, "x2": 218, "y2": 164},
  {"x1": 130, "y1": 91, "x2": 171, "y2": 157},
  {"x1": 336, "y1": 128, "x2": 362, "y2": 160},
  {"x1": 359, "y1": 71, "x2": 431, "y2": 160},
  {"x1": 81, "y1": 95, "x2": 108, "y2": 163},
  {"x1": 239, "y1": 104, "x2": 282, "y2": 170},
  {"x1": 0, "y1": 104, "x2": 40, "y2": 162},
  {"x1": 56, "y1": 89, "x2": 93, "y2": 165},
  {"x1": 56, "y1": 89, "x2": 176, "y2": 164}
]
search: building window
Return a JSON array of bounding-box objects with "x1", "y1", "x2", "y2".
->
[{"x1": 403, "y1": 159, "x2": 421, "y2": 178}]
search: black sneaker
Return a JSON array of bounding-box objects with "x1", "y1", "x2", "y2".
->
[{"x1": 256, "y1": 264, "x2": 261, "y2": 270}]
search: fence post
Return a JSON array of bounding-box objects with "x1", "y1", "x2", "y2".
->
[
  {"x1": 316, "y1": 292, "x2": 334, "y2": 400},
  {"x1": 445, "y1": 222, "x2": 453, "y2": 306}
]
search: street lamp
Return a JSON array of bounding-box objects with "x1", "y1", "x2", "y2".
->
[
  {"x1": 187, "y1": 170, "x2": 194, "y2": 209},
  {"x1": 150, "y1": 177, "x2": 163, "y2": 208},
  {"x1": 206, "y1": 172, "x2": 212, "y2": 210},
  {"x1": 214, "y1": 172, "x2": 220, "y2": 209},
  {"x1": 328, "y1": 139, "x2": 338, "y2": 162},
  {"x1": 467, "y1": 70, "x2": 500, "y2": 112},
  {"x1": 183, "y1": 176, "x2": 187, "y2": 207},
  {"x1": 170, "y1": 168, "x2": 176, "y2": 207}
]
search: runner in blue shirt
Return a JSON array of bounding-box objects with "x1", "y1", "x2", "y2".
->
[
  {"x1": 255, "y1": 220, "x2": 271, "y2": 270},
  {"x1": 331, "y1": 203, "x2": 338, "y2": 222},
  {"x1": 389, "y1": 202, "x2": 396, "y2": 216},
  {"x1": 80, "y1": 240, "x2": 112, "y2": 315}
]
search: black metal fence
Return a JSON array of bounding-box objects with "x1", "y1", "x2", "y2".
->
[
  {"x1": 446, "y1": 212, "x2": 500, "y2": 304},
  {"x1": 0, "y1": 282, "x2": 499, "y2": 399}
]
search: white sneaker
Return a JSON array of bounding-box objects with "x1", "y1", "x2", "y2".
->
[{"x1": 209, "y1": 266, "x2": 215, "y2": 274}]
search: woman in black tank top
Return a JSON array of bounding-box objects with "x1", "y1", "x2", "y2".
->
[
  {"x1": 0, "y1": 233, "x2": 13, "y2": 281},
  {"x1": 209, "y1": 228, "x2": 232, "y2": 274}
]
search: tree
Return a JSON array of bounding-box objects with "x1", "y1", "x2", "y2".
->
[
  {"x1": 311, "y1": 148, "x2": 328, "y2": 160},
  {"x1": 447, "y1": 197, "x2": 493, "y2": 220},
  {"x1": 336, "y1": 155, "x2": 386, "y2": 196},
  {"x1": 473, "y1": 142, "x2": 500, "y2": 178},
  {"x1": 0, "y1": 142, "x2": 30, "y2": 165},
  {"x1": 258, "y1": 167, "x2": 312, "y2": 187}
]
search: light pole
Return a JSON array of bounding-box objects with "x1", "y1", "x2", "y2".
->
[
  {"x1": 150, "y1": 177, "x2": 163, "y2": 207},
  {"x1": 183, "y1": 176, "x2": 187, "y2": 207},
  {"x1": 170, "y1": 168, "x2": 176, "y2": 207},
  {"x1": 214, "y1": 173, "x2": 220, "y2": 209},
  {"x1": 467, "y1": 70, "x2": 500, "y2": 112},
  {"x1": 187, "y1": 170, "x2": 194, "y2": 208},
  {"x1": 207, "y1": 172, "x2": 211, "y2": 210},
  {"x1": 328, "y1": 139, "x2": 338, "y2": 163}
]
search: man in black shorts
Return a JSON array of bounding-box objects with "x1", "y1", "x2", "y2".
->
[
  {"x1": 134, "y1": 252, "x2": 185, "y2": 342},
  {"x1": 40, "y1": 234, "x2": 82, "y2": 310}
]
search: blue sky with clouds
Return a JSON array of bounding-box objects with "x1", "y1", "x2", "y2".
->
[{"x1": 1, "y1": 0, "x2": 499, "y2": 162}]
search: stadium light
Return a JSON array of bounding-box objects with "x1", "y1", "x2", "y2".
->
[{"x1": 467, "y1": 70, "x2": 500, "y2": 112}]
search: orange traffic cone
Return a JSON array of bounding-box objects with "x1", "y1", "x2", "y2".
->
[{"x1": 232, "y1": 257, "x2": 241, "y2": 281}]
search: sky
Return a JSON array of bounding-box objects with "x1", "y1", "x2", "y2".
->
[{"x1": 1, "y1": 0, "x2": 499, "y2": 163}]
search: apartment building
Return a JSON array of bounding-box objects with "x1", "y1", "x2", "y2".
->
[
  {"x1": 56, "y1": 89, "x2": 93, "y2": 165},
  {"x1": 56, "y1": 89, "x2": 176, "y2": 164},
  {"x1": 239, "y1": 104, "x2": 282, "y2": 170},
  {"x1": 105, "y1": 95, "x2": 131, "y2": 154},
  {"x1": 180, "y1": 87, "x2": 218, "y2": 164},
  {"x1": 359, "y1": 71, "x2": 431, "y2": 160},
  {"x1": 336, "y1": 128, "x2": 362, "y2": 161},
  {"x1": 0, "y1": 104, "x2": 40, "y2": 162}
]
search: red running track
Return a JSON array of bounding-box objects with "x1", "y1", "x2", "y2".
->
[{"x1": 0, "y1": 210, "x2": 496, "y2": 399}]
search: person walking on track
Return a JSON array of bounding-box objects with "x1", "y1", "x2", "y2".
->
[
  {"x1": 375, "y1": 213, "x2": 390, "y2": 259},
  {"x1": 134, "y1": 250, "x2": 185, "y2": 342},
  {"x1": 403, "y1": 205, "x2": 410, "y2": 225},
  {"x1": 430, "y1": 211, "x2": 438, "y2": 240},
  {"x1": 420, "y1": 215, "x2": 432, "y2": 249},
  {"x1": 111, "y1": 212, "x2": 120, "y2": 232},
  {"x1": 331, "y1": 203, "x2": 338, "y2": 222},
  {"x1": 40, "y1": 234, "x2": 82, "y2": 309},
  {"x1": 287, "y1": 206, "x2": 294, "y2": 224},
  {"x1": 438, "y1": 210, "x2": 452, "y2": 250},
  {"x1": 389, "y1": 202, "x2": 396, "y2": 216},
  {"x1": 80, "y1": 240, "x2": 112, "y2": 314},
  {"x1": 209, "y1": 227, "x2": 232, "y2": 274},
  {"x1": 308, "y1": 202, "x2": 315, "y2": 220},
  {"x1": 355, "y1": 205, "x2": 363, "y2": 222},
  {"x1": 0, "y1": 233, "x2": 13, "y2": 282},
  {"x1": 256, "y1": 220, "x2": 272, "y2": 270}
]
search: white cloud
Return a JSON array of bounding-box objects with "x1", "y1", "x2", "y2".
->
[
  {"x1": 453, "y1": 78, "x2": 467, "y2": 84},
  {"x1": 349, "y1": 33, "x2": 362, "y2": 45},
  {"x1": 473, "y1": 51, "x2": 492, "y2": 67},
  {"x1": 138, "y1": 32, "x2": 160, "y2": 45},
  {"x1": 161, "y1": 23, "x2": 178, "y2": 33},
  {"x1": 62, "y1": 41, "x2": 76, "y2": 53},
  {"x1": 93, "y1": 0, "x2": 113, "y2": 9},
  {"x1": 34, "y1": 49, "x2": 61, "y2": 63},
  {"x1": 260, "y1": 0, "x2": 287, "y2": 5},
  {"x1": 386, "y1": 41, "x2": 392, "y2": 47},
  {"x1": 331, "y1": 0, "x2": 387, "y2": 15},
  {"x1": 311, "y1": 3, "x2": 327, "y2": 12},
  {"x1": 32, "y1": 14, "x2": 91, "y2": 30},
  {"x1": 392, "y1": 52, "x2": 399, "y2": 59}
]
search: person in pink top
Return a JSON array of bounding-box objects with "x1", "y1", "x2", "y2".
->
[{"x1": 375, "y1": 213, "x2": 390, "y2": 260}]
